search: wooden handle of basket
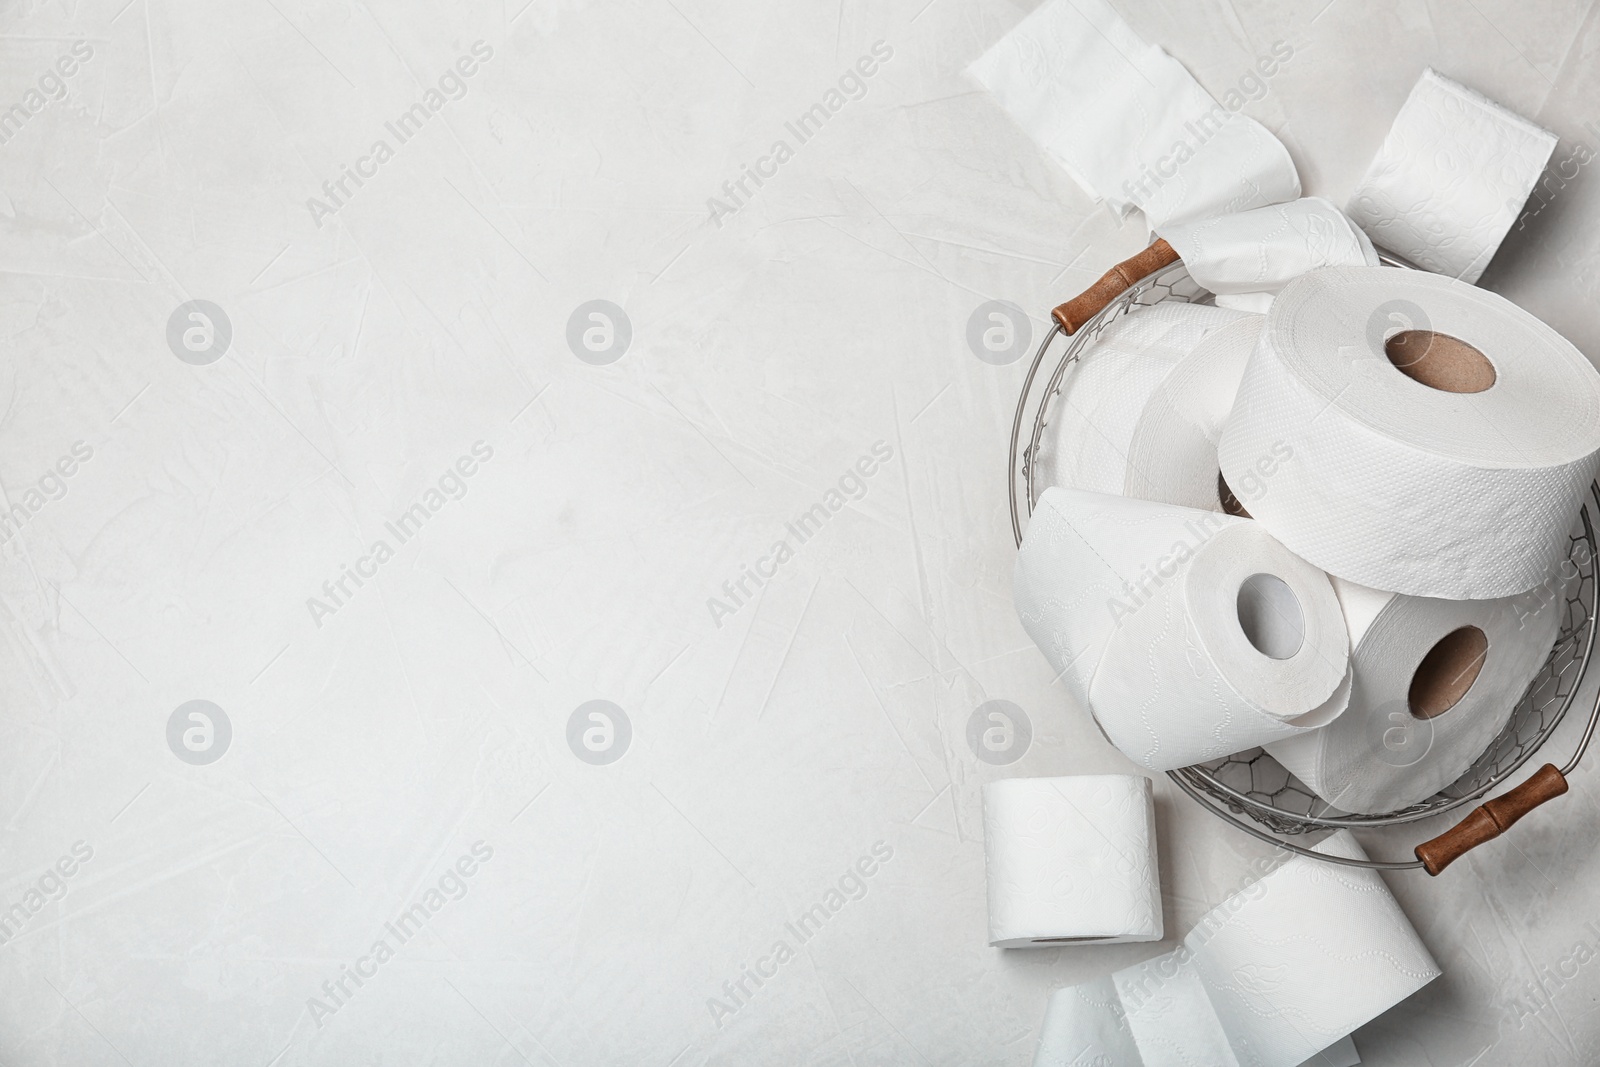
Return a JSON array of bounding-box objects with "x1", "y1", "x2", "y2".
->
[
  {"x1": 1413, "y1": 764, "x2": 1568, "y2": 876},
  {"x1": 1052, "y1": 239, "x2": 1182, "y2": 335}
]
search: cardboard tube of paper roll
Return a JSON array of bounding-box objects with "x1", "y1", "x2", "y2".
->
[{"x1": 1265, "y1": 576, "x2": 1563, "y2": 814}]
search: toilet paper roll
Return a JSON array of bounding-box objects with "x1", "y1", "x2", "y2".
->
[
  {"x1": 1033, "y1": 831, "x2": 1437, "y2": 1067},
  {"x1": 1265, "y1": 577, "x2": 1563, "y2": 814},
  {"x1": 1033, "y1": 978, "x2": 1145, "y2": 1067},
  {"x1": 1186, "y1": 831, "x2": 1438, "y2": 1065},
  {"x1": 1159, "y1": 197, "x2": 1379, "y2": 301},
  {"x1": 1016, "y1": 488, "x2": 1351, "y2": 770},
  {"x1": 1036, "y1": 304, "x2": 1254, "y2": 500},
  {"x1": 1219, "y1": 266, "x2": 1600, "y2": 599},
  {"x1": 1347, "y1": 68, "x2": 1557, "y2": 284},
  {"x1": 983, "y1": 775, "x2": 1162, "y2": 947},
  {"x1": 1124, "y1": 316, "x2": 1264, "y2": 512},
  {"x1": 1032, "y1": 987, "x2": 1360, "y2": 1067},
  {"x1": 969, "y1": 0, "x2": 1300, "y2": 228}
]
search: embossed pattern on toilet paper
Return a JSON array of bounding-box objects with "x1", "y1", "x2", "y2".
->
[
  {"x1": 970, "y1": 0, "x2": 1300, "y2": 227},
  {"x1": 1017, "y1": 490, "x2": 1350, "y2": 771},
  {"x1": 1219, "y1": 266, "x2": 1600, "y2": 598},
  {"x1": 1346, "y1": 68, "x2": 1557, "y2": 283},
  {"x1": 1032, "y1": 833, "x2": 1438, "y2": 1067},
  {"x1": 1088, "y1": 518, "x2": 1350, "y2": 771},
  {"x1": 1014, "y1": 489, "x2": 1239, "y2": 702},
  {"x1": 1159, "y1": 197, "x2": 1379, "y2": 298},
  {"x1": 1265, "y1": 576, "x2": 1564, "y2": 814},
  {"x1": 1035, "y1": 303, "x2": 1251, "y2": 497},
  {"x1": 1033, "y1": 979, "x2": 1145, "y2": 1067},
  {"x1": 1124, "y1": 316, "x2": 1264, "y2": 512},
  {"x1": 984, "y1": 776, "x2": 1161, "y2": 946}
]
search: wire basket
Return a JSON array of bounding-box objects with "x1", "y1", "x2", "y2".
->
[{"x1": 1007, "y1": 240, "x2": 1600, "y2": 873}]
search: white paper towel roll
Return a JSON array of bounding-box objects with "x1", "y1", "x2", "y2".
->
[
  {"x1": 1158, "y1": 197, "x2": 1379, "y2": 302},
  {"x1": 1035, "y1": 304, "x2": 1254, "y2": 501},
  {"x1": 1218, "y1": 266, "x2": 1600, "y2": 599},
  {"x1": 1265, "y1": 577, "x2": 1563, "y2": 814},
  {"x1": 1033, "y1": 832, "x2": 1437, "y2": 1067},
  {"x1": 983, "y1": 775, "x2": 1162, "y2": 947},
  {"x1": 1347, "y1": 68, "x2": 1557, "y2": 284},
  {"x1": 969, "y1": 0, "x2": 1300, "y2": 228},
  {"x1": 1016, "y1": 488, "x2": 1351, "y2": 770}
]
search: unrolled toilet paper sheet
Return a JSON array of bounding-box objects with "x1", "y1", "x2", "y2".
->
[
  {"x1": 1347, "y1": 68, "x2": 1558, "y2": 283},
  {"x1": 1032, "y1": 832, "x2": 1438, "y2": 1067},
  {"x1": 1219, "y1": 266, "x2": 1600, "y2": 599},
  {"x1": 1158, "y1": 197, "x2": 1379, "y2": 304},
  {"x1": 970, "y1": 0, "x2": 1300, "y2": 228},
  {"x1": 983, "y1": 775, "x2": 1162, "y2": 946}
]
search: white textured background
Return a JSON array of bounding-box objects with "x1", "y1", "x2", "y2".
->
[{"x1": 1, "y1": 0, "x2": 1598, "y2": 1063}]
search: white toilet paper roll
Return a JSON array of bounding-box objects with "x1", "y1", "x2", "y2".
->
[
  {"x1": 1347, "y1": 68, "x2": 1557, "y2": 284},
  {"x1": 1265, "y1": 577, "x2": 1562, "y2": 814},
  {"x1": 1219, "y1": 266, "x2": 1600, "y2": 599},
  {"x1": 1016, "y1": 488, "x2": 1350, "y2": 771},
  {"x1": 983, "y1": 775, "x2": 1162, "y2": 947},
  {"x1": 1159, "y1": 197, "x2": 1378, "y2": 303},
  {"x1": 1187, "y1": 831, "x2": 1438, "y2": 1065},
  {"x1": 1033, "y1": 831, "x2": 1437, "y2": 1067},
  {"x1": 1124, "y1": 316, "x2": 1264, "y2": 512},
  {"x1": 969, "y1": 0, "x2": 1300, "y2": 228},
  {"x1": 1033, "y1": 979, "x2": 1145, "y2": 1067},
  {"x1": 1036, "y1": 304, "x2": 1254, "y2": 501},
  {"x1": 1033, "y1": 987, "x2": 1361, "y2": 1067}
]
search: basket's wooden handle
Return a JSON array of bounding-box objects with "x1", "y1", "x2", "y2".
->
[
  {"x1": 1413, "y1": 764, "x2": 1568, "y2": 876},
  {"x1": 1052, "y1": 239, "x2": 1182, "y2": 335}
]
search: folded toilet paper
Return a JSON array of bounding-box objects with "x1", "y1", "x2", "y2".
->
[
  {"x1": 1033, "y1": 832, "x2": 1437, "y2": 1067},
  {"x1": 970, "y1": 0, "x2": 1300, "y2": 228},
  {"x1": 1346, "y1": 68, "x2": 1557, "y2": 283},
  {"x1": 1159, "y1": 197, "x2": 1379, "y2": 306},
  {"x1": 1219, "y1": 266, "x2": 1600, "y2": 599},
  {"x1": 1034, "y1": 304, "x2": 1254, "y2": 501},
  {"x1": 1016, "y1": 488, "x2": 1351, "y2": 770},
  {"x1": 983, "y1": 775, "x2": 1162, "y2": 947},
  {"x1": 1265, "y1": 577, "x2": 1562, "y2": 814}
]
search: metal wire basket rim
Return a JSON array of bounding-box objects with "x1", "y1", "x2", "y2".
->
[{"x1": 1005, "y1": 253, "x2": 1600, "y2": 862}]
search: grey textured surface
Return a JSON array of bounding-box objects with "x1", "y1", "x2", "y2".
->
[{"x1": 0, "y1": 0, "x2": 1597, "y2": 1063}]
